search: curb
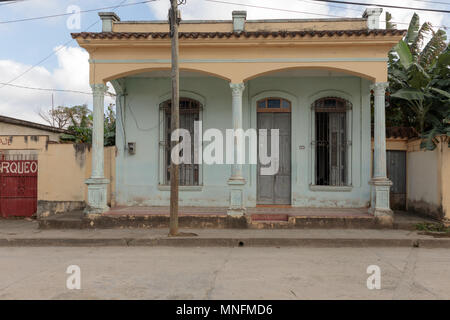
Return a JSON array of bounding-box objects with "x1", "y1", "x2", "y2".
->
[{"x1": 1, "y1": 237, "x2": 449, "y2": 248}]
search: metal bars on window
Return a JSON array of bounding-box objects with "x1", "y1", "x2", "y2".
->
[
  {"x1": 161, "y1": 98, "x2": 200, "y2": 186},
  {"x1": 313, "y1": 97, "x2": 350, "y2": 186}
]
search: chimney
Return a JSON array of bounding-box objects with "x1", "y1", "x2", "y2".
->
[
  {"x1": 363, "y1": 7, "x2": 383, "y2": 29},
  {"x1": 232, "y1": 11, "x2": 247, "y2": 32},
  {"x1": 98, "y1": 12, "x2": 120, "y2": 32}
]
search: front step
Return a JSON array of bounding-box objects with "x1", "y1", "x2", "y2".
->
[
  {"x1": 251, "y1": 214, "x2": 289, "y2": 222},
  {"x1": 249, "y1": 215, "x2": 378, "y2": 229}
]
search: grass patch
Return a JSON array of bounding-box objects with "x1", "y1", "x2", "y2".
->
[{"x1": 415, "y1": 222, "x2": 450, "y2": 233}]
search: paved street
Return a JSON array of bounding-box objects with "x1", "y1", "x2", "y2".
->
[{"x1": 0, "y1": 246, "x2": 449, "y2": 299}]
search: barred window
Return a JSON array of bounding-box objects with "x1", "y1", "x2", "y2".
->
[
  {"x1": 313, "y1": 97, "x2": 350, "y2": 186},
  {"x1": 161, "y1": 98, "x2": 200, "y2": 186}
]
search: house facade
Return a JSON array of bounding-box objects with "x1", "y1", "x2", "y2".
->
[{"x1": 72, "y1": 8, "x2": 405, "y2": 224}]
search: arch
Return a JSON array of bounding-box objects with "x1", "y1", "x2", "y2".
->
[
  {"x1": 309, "y1": 89, "x2": 353, "y2": 105},
  {"x1": 158, "y1": 90, "x2": 206, "y2": 107},
  {"x1": 100, "y1": 67, "x2": 232, "y2": 84},
  {"x1": 251, "y1": 90, "x2": 298, "y2": 108},
  {"x1": 308, "y1": 89, "x2": 353, "y2": 107},
  {"x1": 242, "y1": 66, "x2": 377, "y2": 83}
]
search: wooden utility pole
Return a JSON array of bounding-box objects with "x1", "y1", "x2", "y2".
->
[{"x1": 169, "y1": 0, "x2": 181, "y2": 236}]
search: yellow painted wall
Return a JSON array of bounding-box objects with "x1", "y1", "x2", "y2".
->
[
  {"x1": 406, "y1": 137, "x2": 450, "y2": 220},
  {"x1": 439, "y1": 139, "x2": 450, "y2": 220},
  {"x1": 76, "y1": 17, "x2": 403, "y2": 84},
  {"x1": 0, "y1": 122, "x2": 63, "y2": 143},
  {"x1": 0, "y1": 135, "x2": 116, "y2": 206}
]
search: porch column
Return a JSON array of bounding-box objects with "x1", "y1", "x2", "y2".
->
[
  {"x1": 370, "y1": 82, "x2": 393, "y2": 225},
  {"x1": 228, "y1": 82, "x2": 246, "y2": 216},
  {"x1": 85, "y1": 83, "x2": 110, "y2": 215}
]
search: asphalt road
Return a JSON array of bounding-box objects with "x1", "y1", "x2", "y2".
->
[{"x1": 0, "y1": 246, "x2": 449, "y2": 299}]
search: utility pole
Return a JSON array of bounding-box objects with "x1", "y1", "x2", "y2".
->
[
  {"x1": 169, "y1": 0, "x2": 181, "y2": 236},
  {"x1": 51, "y1": 93, "x2": 55, "y2": 127}
]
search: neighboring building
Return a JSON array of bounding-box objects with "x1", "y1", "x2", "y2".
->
[
  {"x1": 0, "y1": 115, "x2": 115, "y2": 218},
  {"x1": 0, "y1": 115, "x2": 67, "y2": 143},
  {"x1": 72, "y1": 8, "x2": 406, "y2": 224}
]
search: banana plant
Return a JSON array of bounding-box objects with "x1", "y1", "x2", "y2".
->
[{"x1": 388, "y1": 12, "x2": 449, "y2": 150}]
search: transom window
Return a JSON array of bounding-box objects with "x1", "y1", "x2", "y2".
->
[
  {"x1": 313, "y1": 97, "x2": 351, "y2": 186},
  {"x1": 161, "y1": 98, "x2": 201, "y2": 186},
  {"x1": 257, "y1": 98, "x2": 291, "y2": 112}
]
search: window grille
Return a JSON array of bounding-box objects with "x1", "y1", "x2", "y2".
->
[
  {"x1": 161, "y1": 98, "x2": 200, "y2": 186},
  {"x1": 313, "y1": 97, "x2": 350, "y2": 186}
]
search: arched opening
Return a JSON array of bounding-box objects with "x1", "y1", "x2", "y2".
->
[
  {"x1": 103, "y1": 67, "x2": 232, "y2": 84},
  {"x1": 160, "y1": 98, "x2": 202, "y2": 186},
  {"x1": 243, "y1": 66, "x2": 377, "y2": 83},
  {"x1": 312, "y1": 97, "x2": 352, "y2": 187},
  {"x1": 256, "y1": 97, "x2": 292, "y2": 205}
]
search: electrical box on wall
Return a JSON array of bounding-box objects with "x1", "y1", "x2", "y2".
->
[{"x1": 128, "y1": 142, "x2": 136, "y2": 155}]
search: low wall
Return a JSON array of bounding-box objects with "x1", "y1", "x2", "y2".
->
[
  {"x1": 406, "y1": 138, "x2": 449, "y2": 220},
  {"x1": 0, "y1": 135, "x2": 116, "y2": 217}
]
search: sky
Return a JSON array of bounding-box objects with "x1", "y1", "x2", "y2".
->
[{"x1": 0, "y1": 0, "x2": 448, "y2": 124}]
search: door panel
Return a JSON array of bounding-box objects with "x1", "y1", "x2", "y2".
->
[
  {"x1": 387, "y1": 150, "x2": 406, "y2": 210},
  {"x1": 257, "y1": 112, "x2": 291, "y2": 204}
]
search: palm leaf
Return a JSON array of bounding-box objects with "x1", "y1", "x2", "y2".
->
[
  {"x1": 394, "y1": 40, "x2": 413, "y2": 70},
  {"x1": 407, "y1": 62, "x2": 431, "y2": 89},
  {"x1": 419, "y1": 29, "x2": 447, "y2": 67},
  {"x1": 404, "y1": 13, "x2": 420, "y2": 47},
  {"x1": 411, "y1": 22, "x2": 432, "y2": 59},
  {"x1": 385, "y1": 11, "x2": 396, "y2": 30},
  {"x1": 391, "y1": 88, "x2": 425, "y2": 101},
  {"x1": 430, "y1": 87, "x2": 450, "y2": 100}
]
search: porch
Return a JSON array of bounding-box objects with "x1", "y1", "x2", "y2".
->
[
  {"x1": 105, "y1": 205, "x2": 370, "y2": 219},
  {"x1": 38, "y1": 206, "x2": 435, "y2": 230},
  {"x1": 71, "y1": 10, "x2": 406, "y2": 225}
]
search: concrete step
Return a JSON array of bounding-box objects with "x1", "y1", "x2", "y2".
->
[
  {"x1": 37, "y1": 210, "x2": 434, "y2": 230},
  {"x1": 251, "y1": 214, "x2": 289, "y2": 222}
]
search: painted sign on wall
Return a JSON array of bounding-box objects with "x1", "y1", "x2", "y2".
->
[{"x1": 0, "y1": 160, "x2": 38, "y2": 217}]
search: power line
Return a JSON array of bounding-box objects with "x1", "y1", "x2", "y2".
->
[
  {"x1": 205, "y1": 0, "x2": 449, "y2": 29},
  {"x1": 0, "y1": 0, "x2": 159, "y2": 24},
  {"x1": 0, "y1": 0, "x2": 159, "y2": 92},
  {"x1": 299, "y1": 0, "x2": 363, "y2": 12},
  {"x1": 308, "y1": 0, "x2": 450, "y2": 13},
  {"x1": 0, "y1": 82, "x2": 116, "y2": 96},
  {"x1": 0, "y1": 0, "x2": 28, "y2": 6},
  {"x1": 207, "y1": 0, "x2": 355, "y2": 18},
  {"x1": 399, "y1": 0, "x2": 450, "y2": 5}
]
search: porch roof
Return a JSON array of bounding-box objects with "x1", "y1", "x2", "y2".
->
[{"x1": 75, "y1": 11, "x2": 405, "y2": 84}]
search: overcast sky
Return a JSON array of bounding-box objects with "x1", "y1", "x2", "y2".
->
[{"x1": 0, "y1": 0, "x2": 448, "y2": 124}]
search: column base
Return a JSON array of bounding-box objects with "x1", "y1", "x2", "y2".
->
[
  {"x1": 85, "y1": 177, "x2": 110, "y2": 216},
  {"x1": 227, "y1": 178, "x2": 246, "y2": 217},
  {"x1": 369, "y1": 177, "x2": 393, "y2": 227}
]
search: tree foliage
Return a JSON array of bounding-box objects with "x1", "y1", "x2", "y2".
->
[
  {"x1": 51, "y1": 104, "x2": 116, "y2": 147},
  {"x1": 388, "y1": 12, "x2": 449, "y2": 150}
]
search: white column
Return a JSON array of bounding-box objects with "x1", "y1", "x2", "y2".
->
[
  {"x1": 228, "y1": 82, "x2": 246, "y2": 216},
  {"x1": 85, "y1": 83, "x2": 110, "y2": 215},
  {"x1": 370, "y1": 82, "x2": 393, "y2": 224},
  {"x1": 373, "y1": 82, "x2": 388, "y2": 179},
  {"x1": 230, "y1": 82, "x2": 245, "y2": 180}
]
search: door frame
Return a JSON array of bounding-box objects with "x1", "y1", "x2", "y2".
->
[{"x1": 251, "y1": 90, "x2": 298, "y2": 206}]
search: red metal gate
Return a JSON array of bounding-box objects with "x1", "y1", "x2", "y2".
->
[{"x1": 0, "y1": 155, "x2": 38, "y2": 217}]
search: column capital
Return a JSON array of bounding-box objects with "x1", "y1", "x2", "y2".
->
[
  {"x1": 370, "y1": 82, "x2": 389, "y2": 96},
  {"x1": 91, "y1": 83, "x2": 108, "y2": 96},
  {"x1": 230, "y1": 82, "x2": 245, "y2": 96}
]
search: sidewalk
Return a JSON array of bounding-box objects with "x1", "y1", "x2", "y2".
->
[{"x1": 1, "y1": 219, "x2": 449, "y2": 248}]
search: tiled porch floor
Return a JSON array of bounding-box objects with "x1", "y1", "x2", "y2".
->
[{"x1": 104, "y1": 206, "x2": 371, "y2": 218}]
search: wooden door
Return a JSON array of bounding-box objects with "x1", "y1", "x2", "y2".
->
[{"x1": 257, "y1": 105, "x2": 291, "y2": 205}]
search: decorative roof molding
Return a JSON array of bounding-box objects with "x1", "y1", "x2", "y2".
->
[{"x1": 72, "y1": 29, "x2": 406, "y2": 40}]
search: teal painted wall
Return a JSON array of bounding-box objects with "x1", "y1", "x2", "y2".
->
[{"x1": 114, "y1": 74, "x2": 372, "y2": 208}]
